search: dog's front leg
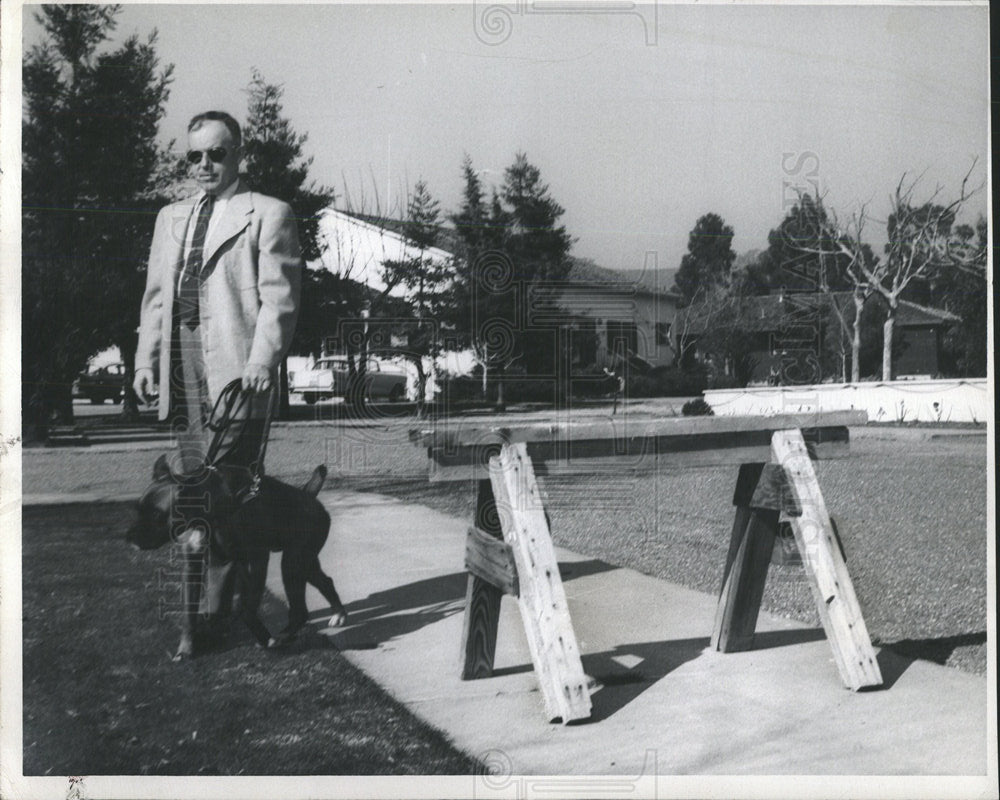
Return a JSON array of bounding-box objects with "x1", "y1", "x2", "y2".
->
[
  {"x1": 175, "y1": 526, "x2": 208, "y2": 661},
  {"x1": 239, "y1": 555, "x2": 273, "y2": 648}
]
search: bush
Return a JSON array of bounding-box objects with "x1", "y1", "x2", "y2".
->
[
  {"x1": 682, "y1": 397, "x2": 714, "y2": 416},
  {"x1": 626, "y1": 366, "x2": 707, "y2": 398},
  {"x1": 438, "y1": 374, "x2": 482, "y2": 404},
  {"x1": 706, "y1": 373, "x2": 742, "y2": 390}
]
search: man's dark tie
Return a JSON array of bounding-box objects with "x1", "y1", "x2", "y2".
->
[{"x1": 177, "y1": 194, "x2": 215, "y2": 327}]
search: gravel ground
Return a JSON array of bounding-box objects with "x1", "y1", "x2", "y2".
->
[{"x1": 21, "y1": 421, "x2": 988, "y2": 673}]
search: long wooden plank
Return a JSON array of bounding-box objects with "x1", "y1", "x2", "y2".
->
[
  {"x1": 428, "y1": 426, "x2": 851, "y2": 482},
  {"x1": 771, "y1": 429, "x2": 882, "y2": 690},
  {"x1": 490, "y1": 443, "x2": 592, "y2": 723},
  {"x1": 414, "y1": 410, "x2": 868, "y2": 448},
  {"x1": 459, "y1": 480, "x2": 505, "y2": 680}
]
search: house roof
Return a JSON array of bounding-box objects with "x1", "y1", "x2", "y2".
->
[
  {"x1": 565, "y1": 258, "x2": 680, "y2": 298},
  {"x1": 324, "y1": 216, "x2": 681, "y2": 300},
  {"x1": 675, "y1": 291, "x2": 960, "y2": 335}
]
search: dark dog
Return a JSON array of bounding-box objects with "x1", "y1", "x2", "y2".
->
[{"x1": 126, "y1": 454, "x2": 347, "y2": 660}]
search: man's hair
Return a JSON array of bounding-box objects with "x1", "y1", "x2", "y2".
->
[{"x1": 187, "y1": 111, "x2": 242, "y2": 148}]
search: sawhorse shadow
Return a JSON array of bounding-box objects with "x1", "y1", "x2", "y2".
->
[
  {"x1": 873, "y1": 631, "x2": 987, "y2": 690},
  {"x1": 582, "y1": 627, "x2": 826, "y2": 722}
]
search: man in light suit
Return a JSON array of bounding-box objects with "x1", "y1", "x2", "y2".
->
[
  {"x1": 134, "y1": 110, "x2": 301, "y2": 464},
  {"x1": 133, "y1": 110, "x2": 302, "y2": 657}
]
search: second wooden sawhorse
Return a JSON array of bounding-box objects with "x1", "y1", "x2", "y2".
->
[{"x1": 413, "y1": 411, "x2": 883, "y2": 724}]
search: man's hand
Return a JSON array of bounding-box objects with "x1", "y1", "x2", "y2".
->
[
  {"x1": 134, "y1": 368, "x2": 156, "y2": 404},
  {"x1": 242, "y1": 363, "x2": 272, "y2": 394}
]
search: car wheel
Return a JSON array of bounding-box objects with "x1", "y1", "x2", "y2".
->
[
  {"x1": 89, "y1": 395, "x2": 103, "y2": 404},
  {"x1": 304, "y1": 393, "x2": 318, "y2": 405}
]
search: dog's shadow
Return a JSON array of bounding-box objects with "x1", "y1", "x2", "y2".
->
[{"x1": 324, "y1": 559, "x2": 619, "y2": 651}]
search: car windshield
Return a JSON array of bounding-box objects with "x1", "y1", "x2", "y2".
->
[{"x1": 317, "y1": 359, "x2": 383, "y2": 371}]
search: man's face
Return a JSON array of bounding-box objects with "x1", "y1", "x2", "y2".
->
[{"x1": 188, "y1": 120, "x2": 240, "y2": 195}]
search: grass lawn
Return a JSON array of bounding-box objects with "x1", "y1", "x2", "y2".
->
[{"x1": 22, "y1": 503, "x2": 482, "y2": 776}]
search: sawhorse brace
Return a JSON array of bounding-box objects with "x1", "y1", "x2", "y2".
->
[{"x1": 711, "y1": 429, "x2": 883, "y2": 691}]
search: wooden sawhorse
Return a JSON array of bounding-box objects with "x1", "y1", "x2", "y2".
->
[{"x1": 414, "y1": 411, "x2": 882, "y2": 724}]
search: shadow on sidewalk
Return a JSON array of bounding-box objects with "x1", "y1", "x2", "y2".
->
[
  {"x1": 328, "y1": 559, "x2": 619, "y2": 650},
  {"x1": 583, "y1": 627, "x2": 826, "y2": 722},
  {"x1": 872, "y1": 631, "x2": 987, "y2": 690}
]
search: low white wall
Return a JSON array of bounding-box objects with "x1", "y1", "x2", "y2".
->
[{"x1": 703, "y1": 378, "x2": 990, "y2": 424}]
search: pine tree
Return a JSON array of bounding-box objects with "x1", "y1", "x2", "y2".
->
[
  {"x1": 451, "y1": 153, "x2": 573, "y2": 408},
  {"x1": 240, "y1": 69, "x2": 336, "y2": 415}
]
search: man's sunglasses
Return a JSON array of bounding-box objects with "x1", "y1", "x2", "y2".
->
[{"x1": 186, "y1": 147, "x2": 229, "y2": 165}]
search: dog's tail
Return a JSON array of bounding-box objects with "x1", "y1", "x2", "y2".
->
[{"x1": 302, "y1": 465, "x2": 328, "y2": 497}]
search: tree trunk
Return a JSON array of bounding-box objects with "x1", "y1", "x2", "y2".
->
[
  {"x1": 414, "y1": 358, "x2": 427, "y2": 418},
  {"x1": 49, "y1": 379, "x2": 75, "y2": 425},
  {"x1": 495, "y1": 365, "x2": 506, "y2": 412},
  {"x1": 882, "y1": 303, "x2": 896, "y2": 382},
  {"x1": 851, "y1": 294, "x2": 864, "y2": 384},
  {"x1": 119, "y1": 334, "x2": 141, "y2": 422}
]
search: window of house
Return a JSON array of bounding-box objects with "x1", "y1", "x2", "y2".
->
[{"x1": 655, "y1": 322, "x2": 671, "y2": 346}]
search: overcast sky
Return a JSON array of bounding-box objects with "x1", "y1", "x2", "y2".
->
[{"x1": 22, "y1": 2, "x2": 990, "y2": 272}]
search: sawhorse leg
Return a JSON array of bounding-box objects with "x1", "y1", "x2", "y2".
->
[
  {"x1": 772, "y1": 428, "x2": 882, "y2": 690},
  {"x1": 458, "y1": 442, "x2": 592, "y2": 723},
  {"x1": 711, "y1": 463, "x2": 784, "y2": 652},
  {"x1": 712, "y1": 430, "x2": 882, "y2": 691},
  {"x1": 459, "y1": 478, "x2": 505, "y2": 680}
]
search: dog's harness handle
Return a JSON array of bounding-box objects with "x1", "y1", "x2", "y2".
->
[{"x1": 206, "y1": 378, "x2": 277, "y2": 504}]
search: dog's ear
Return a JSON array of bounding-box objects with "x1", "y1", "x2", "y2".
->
[{"x1": 153, "y1": 454, "x2": 170, "y2": 481}]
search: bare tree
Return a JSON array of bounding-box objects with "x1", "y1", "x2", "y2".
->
[
  {"x1": 784, "y1": 194, "x2": 876, "y2": 383},
  {"x1": 673, "y1": 281, "x2": 759, "y2": 386},
  {"x1": 316, "y1": 170, "x2": 412, "y2": 408},
  {"x1": 873, "y1": 165, "x2": 981, "y2": 379},
  {"x1": 786, "y1": 166, "x2": 980, "y2": 382}
]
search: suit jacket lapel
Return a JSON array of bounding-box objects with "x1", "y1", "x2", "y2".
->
[{"x1": 204, "y1": 187, "x2": 253, "y2": 266}]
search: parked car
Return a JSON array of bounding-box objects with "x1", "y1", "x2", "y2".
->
[
  {"x1": 290, "y1": 356, "x2": 408, "y2": 404},
  {"x1": 73, "y1": 363, "x2": 126, "y2": 404}
]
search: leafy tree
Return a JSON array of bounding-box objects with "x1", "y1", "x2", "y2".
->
[
  {"x1": 919, "y1": 216, "x2": 988, "y2": 376},
  {"x1": 746, "y1": 194, "x2": 857, "y2": 295},
  {"x1": 22, "y1": 4, "x2": 173, "y2": 431},
  {"x1": 672, "y1": 213, "x2": 736, "y2": 307},
  {"x1": 240, "y1": 69, "x2": 336, "y2": 415}
]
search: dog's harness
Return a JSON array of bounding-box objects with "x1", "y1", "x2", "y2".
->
[{"x1": 206, "y1": 378, "x2": 277, "y2": 504}]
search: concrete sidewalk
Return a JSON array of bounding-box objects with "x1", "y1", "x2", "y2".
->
[{"x1": 273, "y1": 490, "x2": 988, "y2": 776}]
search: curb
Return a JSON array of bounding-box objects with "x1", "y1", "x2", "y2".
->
[{"x1": 22, "y1": 493, "x2": 138, "y2": 506}]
